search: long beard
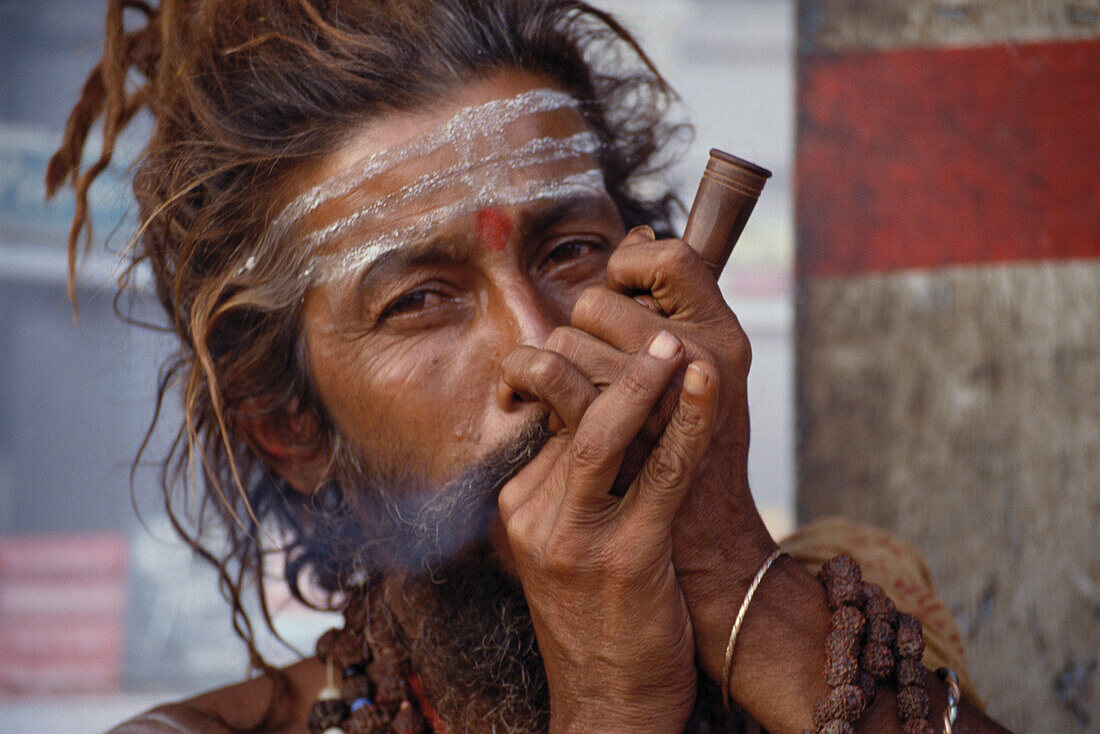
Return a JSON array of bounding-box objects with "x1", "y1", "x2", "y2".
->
[
  {"x1": 307, "y1": 420, "x2": 739, "y2": 734},
  {"x1": 302, "y1": 420, "x2": 552, "y2": 732},
  {"x1": 381, "y1": 545, "x2": 550, "y2": 733}
]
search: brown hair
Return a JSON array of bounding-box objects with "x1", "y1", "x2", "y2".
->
[{"x1": 47, "y1": 0, "x2": 688, "y2": 674}]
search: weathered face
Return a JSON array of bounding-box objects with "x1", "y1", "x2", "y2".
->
[{"x1": 292, "y1": 72, "x2": 624, "y2": 529}]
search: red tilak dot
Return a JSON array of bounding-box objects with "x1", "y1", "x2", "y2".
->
[{"x1": 475, "y1": 207, "x2": 512, "y2": 252}]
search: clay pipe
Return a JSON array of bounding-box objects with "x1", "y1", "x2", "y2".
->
[{"x1": 681, "y1": 149, "x2": 772, "y2": 278}]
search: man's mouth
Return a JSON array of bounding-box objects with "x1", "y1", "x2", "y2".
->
[{"x1": 371, "y1": 417, "x2": 551, "y2": 573}]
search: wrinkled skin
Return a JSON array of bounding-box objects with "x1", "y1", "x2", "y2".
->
[
  {"x1": 249, "y1": 71, "x2": 1011, "y2": 734},
  {"x1": 292, "y1": 70, "x2": 775, "y2": 730}
]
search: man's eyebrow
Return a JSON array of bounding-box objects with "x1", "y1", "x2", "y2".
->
[
  {"x1": 517, "y1": 193, "x2": 620, "y2": 238},
  {"x1": 350, "y1": 235, "x2": 465, "y2": 297}
]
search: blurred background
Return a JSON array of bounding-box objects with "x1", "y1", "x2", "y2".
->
[{"x1": 0, "y1": 1, "x2": 1096, "y2": 732}]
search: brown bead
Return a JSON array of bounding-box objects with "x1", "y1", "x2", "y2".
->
[
  {"x1": 819, "y1": 555, "x2": 861, "y2": 585},
  {"x1": 897, "y1": 684, "x2": 931, "y2": 719},
  {"x1": 895, "y1": 613, "x2": 925, "y2": 659},
  {"x1": 308, "y1": 699, "x2": 349, "y2": 734},
  {"x1": 820, "y1": 556, "x2": 862, "y2": 610},
  {"x1": 345, "y1": 704, "x2": 389, "y2": 734},
  {"x1": 818, "y1": 721, "x2": 855, "y2": 734},
  {"x1": 369, "y1": 660, "x2": 411, "y2": 705},
  {"x1": 833, "y1": 606, "x2": 866, "y2": 639},
  {"x1": 825, "y1": 652, "x2": 859, "y2": 686},
  {"x1": 315, "y1": 628, "x2": 340, "y2": 663},
  {"x1": 333, "y1": 631, "x2": 367, "y2": 672},
  {"x1": 897, "y1": 657, "x2": 925, "y2": 687},
  {"x1": 857, "y1": 671, "x2": 877, "y2": 704},
  {"x1": 812, "y1": 697, "x2": 837, "y2": 728},
  {"x1": 813, "y1": 684, "x2": 865, "y2": 725},
  {"x1": 825, "y1": 629, "x2": 858, "y2": 660},
  {"x1": 826, "y1": 608, "x2": 864, "y2": 659},
  {"x1": 862, "y1": 583, "x2": 897, "y2": 625},
  {"x1": 901, "y1": 718, "x2": 935, "y2": 734},
  {"x1": 342, "y1": 673, "x2": 373, "y2": 700},
  {"x1": 866, "y1": 616, "x2": 896, "y2": 647},
  {"x1": 390, "y1": 700, "x2": 426, "y2": 734},
  {"x1": 860, "y1": 642, "x2": 895, "y2": 679},
  {"x1": 826, "y1": 575, "x2": 862, "y2": 610}
]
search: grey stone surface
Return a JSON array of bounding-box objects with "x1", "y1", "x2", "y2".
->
[
  {"x1": 798, "y1": 0, "x2": 1100, "y2": 53},
  {"x1": 797, "y1": 262, "x2": 1100, "y2": 731}
]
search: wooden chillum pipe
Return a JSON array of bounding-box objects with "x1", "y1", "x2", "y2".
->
[
  {"x1": 611, "y1": 150, "x2": 771, "y2": 495},
  {"x1": 681, "y1": 149, "x2": 772, "y2": 278}
]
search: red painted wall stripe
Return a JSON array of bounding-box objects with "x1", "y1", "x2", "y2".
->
[{"x1": 797, "y1": 39, "x2": 1100, "y2": 277}]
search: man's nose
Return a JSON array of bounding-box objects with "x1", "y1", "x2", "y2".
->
[
  {"x1": 497, "y1": 277, "x2": 567, "y2": 349},
  {"x1": 493, "y1": 277, "x2": 568, "y2": 415}
]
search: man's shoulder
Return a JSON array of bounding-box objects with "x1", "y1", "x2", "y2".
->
[{"x1": 108, "y1": 657, "x2": 325, "y2": 734}]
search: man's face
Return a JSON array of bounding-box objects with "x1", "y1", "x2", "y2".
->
[{"x1": 292, "y1": 72, "x2": 625, "y2": 563}]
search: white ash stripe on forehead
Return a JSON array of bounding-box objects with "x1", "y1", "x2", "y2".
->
[
  {"x1": 304, "y1": 168, "x2": 607, "y2": 284},
  {"x1": 304, "y1": 131, "x2": 601, "y2": 251},
  {"x1": 276, "y1": 88, "x2": 581, "y2": 230}
]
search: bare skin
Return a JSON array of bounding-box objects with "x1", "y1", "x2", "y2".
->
[{"x1": 115, "y1": 72, "x2": 1012, "y2": 734}]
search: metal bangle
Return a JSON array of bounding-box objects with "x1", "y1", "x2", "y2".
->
[
  {"x1": 722, "y1": 548, "x2": 785, "y2": 709},
  {"x1": 936, "y1": 667, "x2": 960, "y2": 734}
]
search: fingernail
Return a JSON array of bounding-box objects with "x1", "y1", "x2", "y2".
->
[
  {"x1": 648, "y1": 331, "x2": 680, "y2": 359},
  {"x1": 628, "y1": 224, "x2": 656, "y2": 241},
  {"x1": 684, "y1": 362, "x2": 709, "y2": 394}
]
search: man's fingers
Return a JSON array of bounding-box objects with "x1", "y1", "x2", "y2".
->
[
  {"x1": 545, "y1": 326, "x2": 630, "y2": 388},
  {"x1": 630, "y1": 360, "x2": 719, "y2": 523},
  {"x1": 571, "y1": 287, "x2": 668, "y2": 355},
  {"x1": 563, "y1": 331, "x2": 683, "y2": 513},
  {"x1": 502, "y1": 345, "x2": 600, "y2": 432},
  {"x1": 604, "y1": 235, "x2": 727, "y2": 321}
]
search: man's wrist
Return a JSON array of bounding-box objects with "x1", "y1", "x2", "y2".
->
[
  {"x1": 548, "y1": 695, "x2": 693, "y2": 734},
  {"x1": 687, "y1": 552, "x2": 833, "y2": 731}
]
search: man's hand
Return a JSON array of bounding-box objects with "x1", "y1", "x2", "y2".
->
[
  {"x1": 536, "y1": 227, "x2": 779, "y2": 676},
  {"x1": 499, "y1": 331, "x2": 718, "y2": 734}
]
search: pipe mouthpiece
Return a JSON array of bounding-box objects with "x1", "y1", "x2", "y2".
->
[{"x1": 682, "y1": 149, "x2": 772, "y2": 277}]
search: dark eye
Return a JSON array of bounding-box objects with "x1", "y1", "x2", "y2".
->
[
  {"x1": 546, "y1": 240, "x2": 591, "y2": 264},
  {"x1": 537, "y1": 237, "x2": 607, "y2": 276},
  {"x1": 380, "y1": 288, "x2": 447, "y2": 319}
]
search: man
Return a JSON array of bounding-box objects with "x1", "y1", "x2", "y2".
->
[{"x1": 48, "y1": 1, "x2": 1010, "y2": 732}]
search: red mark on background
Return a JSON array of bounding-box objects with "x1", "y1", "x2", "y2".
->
[
  {"x1": 476, "y1": 207, "x2": 513, "y2": 252},
  {"x1": 797, "y1": 39, "x2": 1100, "y2": 277}
]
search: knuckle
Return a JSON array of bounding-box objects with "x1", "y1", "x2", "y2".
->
[
  {"x1": 616, "y1": 370, "x2": 655, "y2": 402},
  {"x1": 739, "y1": 335, "x2": 753, "y2": 371},
  {"x1": 643, "y1": 444, "x2": 691, "y2": 489},
  {"x1": 543, "y1": 326, "x2": 574, "y2": 354},
  {"x1": 654, "y1": 239, "x2": 694, "y2": 273},
  {"x1": 540, "y1": 535, "x2": 585, "y2": 576},
  {"x1": 571, "y1": 285, "x2": 607, "y2": 325},
  {"x1": 530, "y1": 351, "x2": 568, "y2": 390},
  {"x1": 728, "y1": 332, "x2": 752, "y2": 377},
  {"x1": 503, "y1": 507, "x2": 537, "y2": 549},
  {"x1": 672, "y1": 399, "x2": 709, "y2": 438},
  {"x1": 568, "y1": 430, "x2": 607, "y2": 470}
]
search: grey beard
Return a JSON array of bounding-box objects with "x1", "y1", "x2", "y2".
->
[
  {"x1": 305, "y1": 419, "x2": 738, "y2": 733},
  {"x1": 387, "y1": 546, "x2": 550, "y2": 734},
  {"x1": 304, "y1": 419, "x2": 552, "y2": 732},
  {"x1": 366, "y1": 418, "x2": 551, "y2": 574}
]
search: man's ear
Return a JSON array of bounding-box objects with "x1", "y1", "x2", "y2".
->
[{"x1": 235, "y1": 397, "x2": 329, "y2": 495}]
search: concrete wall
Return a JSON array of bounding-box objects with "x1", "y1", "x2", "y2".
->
[{"x1": 795, "y1": 2, "x2": 1100, "y2": 730}]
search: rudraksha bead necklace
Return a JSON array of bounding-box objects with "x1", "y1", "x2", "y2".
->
[
  {"x1": 307, "y1": 590, "x2": 440, "y2": 734},
  {"x1": 811, "y1": 555, "x2": 933, "y2": 734}
]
